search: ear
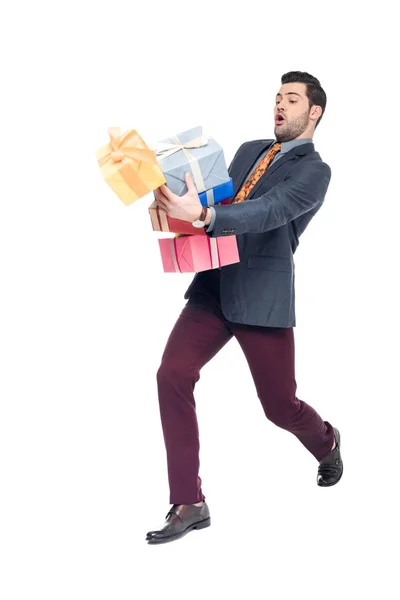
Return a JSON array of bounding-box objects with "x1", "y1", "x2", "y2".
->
[{"x1": 310, "y1": 105, "x2": 322, "y2": 121}]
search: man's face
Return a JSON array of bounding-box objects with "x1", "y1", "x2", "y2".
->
[{"x1": 274, "y1": 82, "x2": 315, "y2": 142}]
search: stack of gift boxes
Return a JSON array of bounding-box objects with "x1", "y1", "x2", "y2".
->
[{"x1": 96, "y1": 126, "x2": 240, "y2": 272}]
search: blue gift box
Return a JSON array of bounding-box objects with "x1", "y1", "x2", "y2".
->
[
  {"x1": 198, "y1": 177, "x2": 234, "y2": 206},
  {"x1": 155, "y1": 126, "x2": 230, "y2": 195}
]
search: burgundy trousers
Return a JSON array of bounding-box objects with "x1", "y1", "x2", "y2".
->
[{"x1": 156, "y1": 274, "x2": 334, "y2": 505}]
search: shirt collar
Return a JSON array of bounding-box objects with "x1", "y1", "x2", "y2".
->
[{"x1": 277, "y1": 138, "x2": 313, "y2": 154}]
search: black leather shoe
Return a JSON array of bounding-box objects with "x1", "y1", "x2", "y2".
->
[
  {"x1": 146, "y1": 502, "x2": 211, "y2": 544},
  {"x1": 317, "y1": 427, "x2": 343, "y2": 487}
]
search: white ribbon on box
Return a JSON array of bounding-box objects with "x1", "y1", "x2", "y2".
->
[
  {"x1": 155, "y1": 134, "x2": 209, "y2": 193},
  {"x1": 169, "y1": 237, "x2": 220, "y2": 272},
  {"x1": 205, "y1": 189, "x2": 215, "y2": 205}
]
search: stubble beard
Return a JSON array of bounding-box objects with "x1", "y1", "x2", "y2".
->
[{"x1": 275, "y1": 110, "x2": 310, "y2": 142}]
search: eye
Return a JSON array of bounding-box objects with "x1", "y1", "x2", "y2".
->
[{"x1": 289, "y1": 100, "x2": 297, "y2": 103}]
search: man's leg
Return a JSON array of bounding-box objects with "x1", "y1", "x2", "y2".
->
[
  {"x1": 231, "y1": 323, "x2": 335, "y2": 461},
  {"x1": 156, "y1": 303, "x2": 233, "y2": 504}
]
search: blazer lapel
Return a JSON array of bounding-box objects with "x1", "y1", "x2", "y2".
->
[
  {"x1": 247, "y1": 142, "x2": 315, "y2": 199},
  {"x1": 230, "y1": 140, "x2": 275, "y2": 196}
]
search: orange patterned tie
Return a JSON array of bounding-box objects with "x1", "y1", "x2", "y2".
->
[{"x1": 231, "y1": 142, "x2": 281, "y2": 203}]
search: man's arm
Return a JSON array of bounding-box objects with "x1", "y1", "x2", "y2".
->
[{"x1": 205, "y1": 161, "x2": 331, "y2": 237}]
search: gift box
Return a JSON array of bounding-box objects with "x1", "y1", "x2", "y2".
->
[
  {"x1": 149, "y1": 196, "x2": 230, "y2": 236},
  {"x1": 158, "y1": 234, "x2": 240, "y2": 273},
  {"x1": 96, "y1": 127, "x2": 166, "y2": 205},
  {"x1": 198, "y1": 177, "x2": 234, "y2": 206},
  {"x1": 148, "y1": 200, "x2": 206, "y2": 236},
  {"x1": 154, "y1": 126, "x2": 230, "y2": 195}
]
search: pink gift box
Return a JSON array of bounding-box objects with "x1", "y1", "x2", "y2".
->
[{"x1": 158, "y1": 234, "x2": 240, "y2": 273}]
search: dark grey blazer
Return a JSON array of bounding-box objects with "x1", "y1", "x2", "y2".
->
[{"x1": 184, "y1": 139, "x2": 332, "y2": 328}]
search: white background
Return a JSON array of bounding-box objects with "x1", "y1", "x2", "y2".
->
[{"x1": 1, "y1": 1, "x2": 399, "y2": 599}]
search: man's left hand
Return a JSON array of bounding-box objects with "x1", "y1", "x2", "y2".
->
[{"x1": 154, "y1": 173, "x2": 202, "y2": 222}]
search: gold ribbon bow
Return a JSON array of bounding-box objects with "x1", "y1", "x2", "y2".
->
[
  {"x1": 97, "y1": 128, "x2": 164, "y2": 203},
  {"x1": 98, "y1": 127, "x2": 158, "y2": 168}
]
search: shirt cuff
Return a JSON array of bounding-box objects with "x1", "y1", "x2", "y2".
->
[{"x1": 205, "y1": 206, "x2": 216, "y2": 232}]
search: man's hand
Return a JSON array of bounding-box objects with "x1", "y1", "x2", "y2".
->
[{"x1": 154, "y1": 173, "x2": 203, "y2": 223}]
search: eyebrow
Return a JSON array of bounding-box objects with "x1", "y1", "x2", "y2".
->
[{"x1": 276, "y1": 92, "x2": 302, "y2": 98}]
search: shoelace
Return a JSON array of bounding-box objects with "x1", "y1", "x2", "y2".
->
[{"x1": 165, "y1": 508, "x2": 184, "y2": 522}]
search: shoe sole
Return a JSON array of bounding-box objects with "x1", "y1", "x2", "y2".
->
[{"x1": 146, "y1": 517, "x2": 211, "y2": 544}]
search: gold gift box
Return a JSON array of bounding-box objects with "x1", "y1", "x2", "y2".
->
[{"x1": 96, "y1": 127, "x2": 166, "y2": 205}]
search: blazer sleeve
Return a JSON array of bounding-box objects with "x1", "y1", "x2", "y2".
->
[{"x1": 206, "y1": 159, "x2": 332, "y2": 237}]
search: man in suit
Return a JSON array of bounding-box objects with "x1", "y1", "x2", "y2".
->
[{"x1": 147, "y1": 71, "x2": 343, "y2": 545}]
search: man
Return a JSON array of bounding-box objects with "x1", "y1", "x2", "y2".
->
[{"x1": 147, "y1": 71, "x2": 343, "y2": 545}]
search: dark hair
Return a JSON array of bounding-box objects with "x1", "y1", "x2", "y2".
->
[{"x1": 281, "y1": 71, "x2": 327, "y2": 128}]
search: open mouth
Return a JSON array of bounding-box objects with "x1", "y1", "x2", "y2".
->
[{"x1": 275, "y1": 114, "x2": 285, "y2": 125}]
